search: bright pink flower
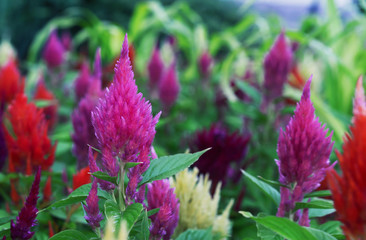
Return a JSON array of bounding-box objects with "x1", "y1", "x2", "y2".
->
[
  {"x1": 147, "y1": 46, "x2": 164, "y2": 90},
  {"x1": 159, "y1": 63, "x2": 180, "y2": 109},
  {"x1": 84, "y1": 180, "x2": 103, "y2": 229},
  {"x1": 42, "y1": 30, "x2": 65, "y2": 68}
]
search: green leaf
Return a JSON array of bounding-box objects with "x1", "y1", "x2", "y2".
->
[
  {"x1": 141, "y1": 209, "x2": 150, "y2": 240},
  {"x1": 304, "y1": 190, "x2": 332, "y2": 198},
  {"x1": 241, "y1": 170, "x2": 280, "y2": 205},
  {"x1": 49, "y1": 229, "x2": 89, "y2": 240},
  {"x1": 33, "y1": 100, "x2": 57, "y2": 108},
  {"x1": 91, "y1": 171, "x2": 117, "y2": 185},
  {"x1": 122, "y1": 203, "x2": 143, "y2": 232},
  {"x1": 104, "y1": 199, "x2": 121, "y2": 224},
  {"x1": 44, "y1": 183, "x2": 110, "y2": 210},
  {"x1": 0, "y1": 216, "x2": 15, "y2": 226},
  {"x1": 147, "y1": 208, "x2": 159, "y2": 217},
  {"x1": 176, "y1": 228, "x2": 213, "y2": 240},
  {"x1": 294, "y1": 198, "x2": 334, "y2": 211},
  {"x1": 307, "y1": 228, "x2": 337, "y2": 240},
  {"x1": 87, "y1": 144, "x2": 102, "y2": 154},
  {"x1": 139, "y1": 149, "x2": 209, "y2": 187},
  {"x1": 257, "y1": 176, "x2": 289, "y2": 188},
  {"x1": 308, "y1": 208, "x2": 336, "y2": 218},
  {"x1": 256, "y1": 213, "x2": 283, "y2": 240},
  {"x1": 239, "y1": 213, "x2": 317, "y2": 240},
  {"x1": 125, "y1": 162, "x2": 142, "y2": 169}
]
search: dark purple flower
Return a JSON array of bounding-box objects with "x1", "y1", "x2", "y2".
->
[
  {"x1": 61, "y1": 32, "x2": 72, "y2": 51},
  {"x1": 11, "y1": 167, "x2": 41, "y2": 240},
  {"x1": 276, "y1": 78, "x2": 334, "y2": 220},
  {"x1": 198, "y1": 51, "x2": 213, "y2": 79},
  {"x1": 84, "y1": 180, "x2": 103, "y2": 229},
  {"x1": 42, "y1": 30, "x2": 65, "y2": 68},
  {"x1": 147, "y1": 179, "x2": 179, "y2": 240},
  {"x1": 147, "y1": 46, "x2": 164, "y2": 90},
  {"x1": 88, "y1": 146, "x2": 114, "y2": 191},
  {"x1": 159, "y1": 63, "x2": 180, "y2": 109},
  {"x1": 191, "y1": 123, "x2": 250, "y2": 190},
  {"x1": 262, "y1": 32, "x2": 293, "y2": 110},
  {"x1": 74, "y1": 63, "x2": 91, "y2": 101},
  {"x1": 91, "y1": 34, "x2": 160, "y2": 200},
  {"x1": 72, "y1": 94, "x2": 101, "y2": 169}
]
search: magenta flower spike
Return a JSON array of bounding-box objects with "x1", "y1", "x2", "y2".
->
[
  {"x1": 276, "y1": 77, "x2": 334, "y2": 222},
  {"x1": 262, "y1": 32, "x2": 293, "y2": 109},
  {"x1": 93, "y1": 48, "x2": 102, "y2": 80},
  {"x1": 74, "y1": 63, "x2": 91, "y2": 101},
  {"x1": 84, "y1": 180, "x2": 103, "y2": 229},
  {"x1": 91, "y1": 34, "x2": 161, "y2": 200},
  {"x1": 10, "y1": 167, "x2": 41, "y2": 240},
  {"x1": 72, "y1": 94, "x2": 101, "y2": 169},
  {"x1": 159, "y1": 63, "x2": 180, "y2": 110},
  {"x1": 198, "y1": 51, "x2": 213, "y2": 79},
  {"x1": 147, "y1": 180, "x2": 179, "y2": 240},
  {"x1": 42, "y1": 30, "x2": 65, "y2": 68},
  {"x1": 147, "y1": 46, "x2": 164, "y2": 90}
]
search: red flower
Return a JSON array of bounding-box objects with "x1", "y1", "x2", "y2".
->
[
  {"x1": 327, "y1": 77, "x2": 366, "y2": 239},
  {"x1": 72, "y1": 166, "x2": 91, "y2": 190},
  {"x1": 43, "y1": 175, "x2": 52, "y2": 203},
  {"x1": 34, "y1": 80, "x2": 58, "y2": 129},
  {"x1": 0, "y1": 60, "x2": 24, "y2": 105},
  {"x1": 4, "y1": 94, "x2": 56, "y2": 175}
]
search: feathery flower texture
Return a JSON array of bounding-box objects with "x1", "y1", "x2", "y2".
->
[
  {"x1": 0, "y1": 59, "x2": 24, "y2": 106},
  {"x1": 42, "y1": 30, "x2": 65, "y2": 68},
  {"x1": 10, "y1": 168, "x2": 41, "y2": 240},
  {"x1": 147, "y1": 179, "x2": 179, "y2": 240},
  {"x1": 159, "y1": 63, "x2": 180, "y2": 109},
  {"x1": 192, "y1": 123, "x2": 250, "y2": 190},
  {"x1": 170, "y1": 168, "x2": 233, "y2": 239},
  {"x1": 91, "y1": 34, "x2": 160, "y2": 199},
  {"x1": 4, "y1": 94, "x2": 56, "y2": 175},
  {"x1": 327, "y1": 77, "x2": 366, "y2": 240},
  {"x1": 262, "y1": 32, "x2": 293, "y2": 109},
  {"x1": 276, "y1": 78, "x2": 334, "y2": 225},
  {"x1": 84, "y1": 180, "x2": 103, "y2": 229}
]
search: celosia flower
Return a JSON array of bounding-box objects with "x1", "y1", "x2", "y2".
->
[
  {"x1": 159, "y1": 63, "x2": 180, "y2": 109},
  {"x1": 198, "y1": 51, "x2": 213, "y2": 79},
  {"x1": 4, "y1": 94, "x2": 56, "y2": 175},
  {"x1": 147, "y1": 46, "x2": 164, "y2": 90},
  {"x1": 42, "y1": 30, "x2": 65, "y2": 68},
  {"x1": 276, "y1": 78, "x2": 334, "y2": 224},
  {"x1": 170, "y1": 168, "x2": 233, "y2": 239},
  {"x1": 88, "y1": 146, "x2": 114, "y2": 191},
  {"x1": 147, "y1": 179, "x2": 179, "y2": 240},
  {"x1": 191, "y1": 123, "x2": 250, "y2": 190},
  {"x1": 10, "y1": 167, "x2": 41, "y2": 240},
  {"x1": 103, "y1": 219, "x2": 128, "y2": 240},
  {"x1": 43, "y1": 175, "x2": 52, "y2": 203},
  {"x1": 84, "y1": 180, "x2": 103, "y2": 229},
  {"x1": 327, "y1": 77, "x2": 366, "y2": 239},
  {"x1": 72, "y1": 94, "x2": 101, "y2": 169},
  {"x1": 74, "y1": 63, "x2": 91, "y2": 101},
  {"x1": 0, "y1": 117, "x2": 7, "y2": 171},
  {"x1": 34, "y1": 80, "x2": 58, "y2": 129},
  {"x1": 262, "y1": 32, "x2": 293, "y2": 110},
  {"x1": 212, "y1": 200, "x2": 234, "y2": 240},
  {"x1": 61, "y1": 32, "x2": 72, "y2": 51},
  {"x1": 91, "y1": 34, "x2": 160, "y2": 200},
  {"x1": 0, "y1": 59, "x2": 24, "y2": 105},
  {"x1": 72, "y1": 166, "x2": 91, "y2": 190}
]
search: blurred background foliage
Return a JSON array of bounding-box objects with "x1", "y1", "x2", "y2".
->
[{"x1": 1, "y1": 0, "x2": 366, "y2": 239}]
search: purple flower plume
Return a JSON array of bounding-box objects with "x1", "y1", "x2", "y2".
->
[
  {"x1": 88, "y1": 146, "x2": 114, "y2": 191},
  {"x1": 91, "y1": 34, "x2": 161, "y2": 200},
  {"x1": 147, "y1": 46, "x2": 164, "y2": 90},
  {"x1": 159, "y1": 63, "x2": 180, "y2": 109},
  {"x1": 42, "y1": 30, "x2": 65, "y2": 68},
  {"x1": 198, "y1": 51, "x2": 213, "y2": 79},
  {"x1": 72, "y1": 49, "x2": 103, "y2": 169},
  {"x1": 262, "y1": 32, "x2": 293, "y2": 110},
  {"x1": 84, "y1": 180, "x2": 103, "y2": 229},
  {"x1": 276, "y1": 77, "x2": 334, "y2": 222},
  {"x1": 147, "y1": 180, "x2": 179, "y2": 240},
  {"x1": 11, "y1": 167, "x2": 41, "y2": 240}
]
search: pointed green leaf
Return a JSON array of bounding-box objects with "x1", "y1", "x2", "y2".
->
[
  {"x1": 125, "y1": 162, "x2": 143, "y2": 169},
  {"x1": 139, "y1": 149, "x2": 209, "y2": 187},
  {"x1": 294, "y1": 198, "x2": 334, "y2": 211},
  {"x1": 122, "y1": 203, "x2": 143, "y2": 232},
  {"x1": 49, "y1": 229, "x2": 89, "y2": 240},
  {"x1": 91, "y1": 171, "x2": 118, "y2": 185},
  {"x1": 176, "y1": 228, "x2": 213, "y2": 240},
  {"x1": 241, "y1": 170, "x2": 280, "y2": 205}
]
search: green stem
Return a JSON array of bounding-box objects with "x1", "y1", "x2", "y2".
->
[{"x1": 118, "y1": 163, "x2": 126, "y2": 211}]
